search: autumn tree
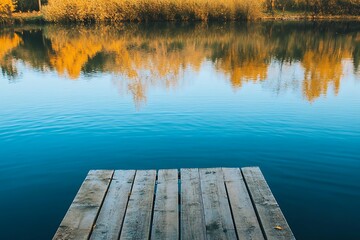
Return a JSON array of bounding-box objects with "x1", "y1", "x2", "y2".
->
[{"x1": 0, "y1": 0, "x2": 16, "y2": 18}]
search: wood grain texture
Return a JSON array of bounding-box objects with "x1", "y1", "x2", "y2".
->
[
  {"x1": 54, "y1": 167, "x2": 295, "y2": 240},
  {"x1": 53, "y1": 170, "x2": 113, "y2": 240},
  {"x1": 90, "y1": 170, "x2": 136, "y2": 240},
  {"x1": 119, "y1": 170, "x2": 156, "y2": 240},
  {"x1": 151, "y1": 169, "x2": 179, "y2": 240},
  {"x1": 223, "y1": 168, "x2": 265, "y2": 240},
  {"x1": 242, "y1": 167, "x2": 295, "y2": 240},
  {"x1": 180, "y1": 168, "x2": 206, "y2": 240},
  {"x1": 199, "y1": 168, "x2": 237, "y2": 240}
]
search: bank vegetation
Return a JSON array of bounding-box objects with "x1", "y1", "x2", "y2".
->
[{"x1": 1, "y1": 0, "x2": 360, "y2": 23}]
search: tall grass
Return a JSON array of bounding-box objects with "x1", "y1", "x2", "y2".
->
[{"x1": 42, "y1": 0, "x2": 265, "y2": 22}]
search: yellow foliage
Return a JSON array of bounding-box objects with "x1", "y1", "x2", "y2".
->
[
  {"x1": 0, "y1": 0, "x2": 16, "y2": 16},
  {"x1": 43, "y1": 0, "x2": 265, "y2": 22}
]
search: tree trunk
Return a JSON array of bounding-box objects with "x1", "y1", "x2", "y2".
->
[
  {"x1": 38, "y1": 0, "x2": 42, "y2": 11},
  {"x1": 6, "y1": 5, "x2": 12, "y2": 18}
]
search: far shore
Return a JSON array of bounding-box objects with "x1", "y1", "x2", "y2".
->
[{"x1": 1, "y1": 11, "x2": 360, "y2": 26}]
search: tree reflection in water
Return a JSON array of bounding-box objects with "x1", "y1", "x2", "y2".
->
[{"x1": 1, "y1": 22, "x2": 359, "y2": 106}]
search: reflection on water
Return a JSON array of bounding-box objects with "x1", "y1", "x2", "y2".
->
[
  {"x1": 1, "y1": 22, "x2": 360, "y2": 240},
  {"x1": 1, "y1": 22, "x2": 359, "y2": 106}
]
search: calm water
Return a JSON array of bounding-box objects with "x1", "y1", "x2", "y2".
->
[{"x1": 1, "y1": 22, "x2": 360, "y2": 239}]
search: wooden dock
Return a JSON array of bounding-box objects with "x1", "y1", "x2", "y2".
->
[{"x1": 53, "y1": 167, "x2": 295, "y2": 240}]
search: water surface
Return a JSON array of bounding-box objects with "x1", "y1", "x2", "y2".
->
[{"x1": 1, "y1": 22, "x2": 360, "y2": 239}]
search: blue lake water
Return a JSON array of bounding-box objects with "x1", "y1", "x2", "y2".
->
[{"x1": 0, "y1": 22, "x2": 360, "y2": 239}]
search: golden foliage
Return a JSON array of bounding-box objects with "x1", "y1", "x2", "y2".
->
[
  {"x1": 0, "y1": 0, "x2": 16, "y2": 16},
  {"x1": 43, "y1": 0, "x2": 265, "y2": 22}
]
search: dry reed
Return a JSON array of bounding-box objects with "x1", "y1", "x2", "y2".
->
[{"x1": 42, "y1": 0, "x2": 265, "y2": 22}]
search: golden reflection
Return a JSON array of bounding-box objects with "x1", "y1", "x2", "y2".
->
[
  {"x1": 48, "y1": 30, "x2": 103, "y2": 79},
  {"x1": 0, "y1": 32, "x2": 22, "y2": 77},
  {"x1": 302, "y1": 51, "x2": 343, "y2": 102},
  {"x1": 213, "y1": 29, "x2": 270, "y2": 88},
  {"x1": 1, "y1": 23, "x2": 359, "y2": 105},
  {"x1": 0, "y1": 33, "x2": 21, "y2": 59},
  {"x1": 300, "y1": 34, "x2": 354, "y2": 101}
]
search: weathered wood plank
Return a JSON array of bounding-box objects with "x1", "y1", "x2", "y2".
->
[
  {"x1": 55, "y1": 167, "x2": 295, "y2": 240},
  {"x1": 119, "y1": 170, "x2": 157, "y2": 240},
  {"x1": 151, "y1": 169, "x2": 179, "y2": 240},
  {"x1": 199, "y1": 168, "x2": 237, "y2": 240},
  {"x1": 53, "y1": 170, "x2": 114, "y2": 240},
  {"x1": 180, "y1": 168, "x2": 206, "y2": 240},
  {"x1": 242, "y1": 167, "x2": 295, "y2": 240},
  {"x1": 90, "y1": 170, "x2": 136, "y2": 240},
  {"x1": 223, "y1": 168, "x2": 265, "y2": 240}
]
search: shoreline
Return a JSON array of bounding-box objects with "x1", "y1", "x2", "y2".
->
[
  {"x1": 1, "y1": 12, "x2": 44, "y2": 25},
  {"x1": 262, "y1": 14, "x2": 360, "y2": 21},
  {"x1": 1, "y1": 12, "x2": 360, "y2": 26}
]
